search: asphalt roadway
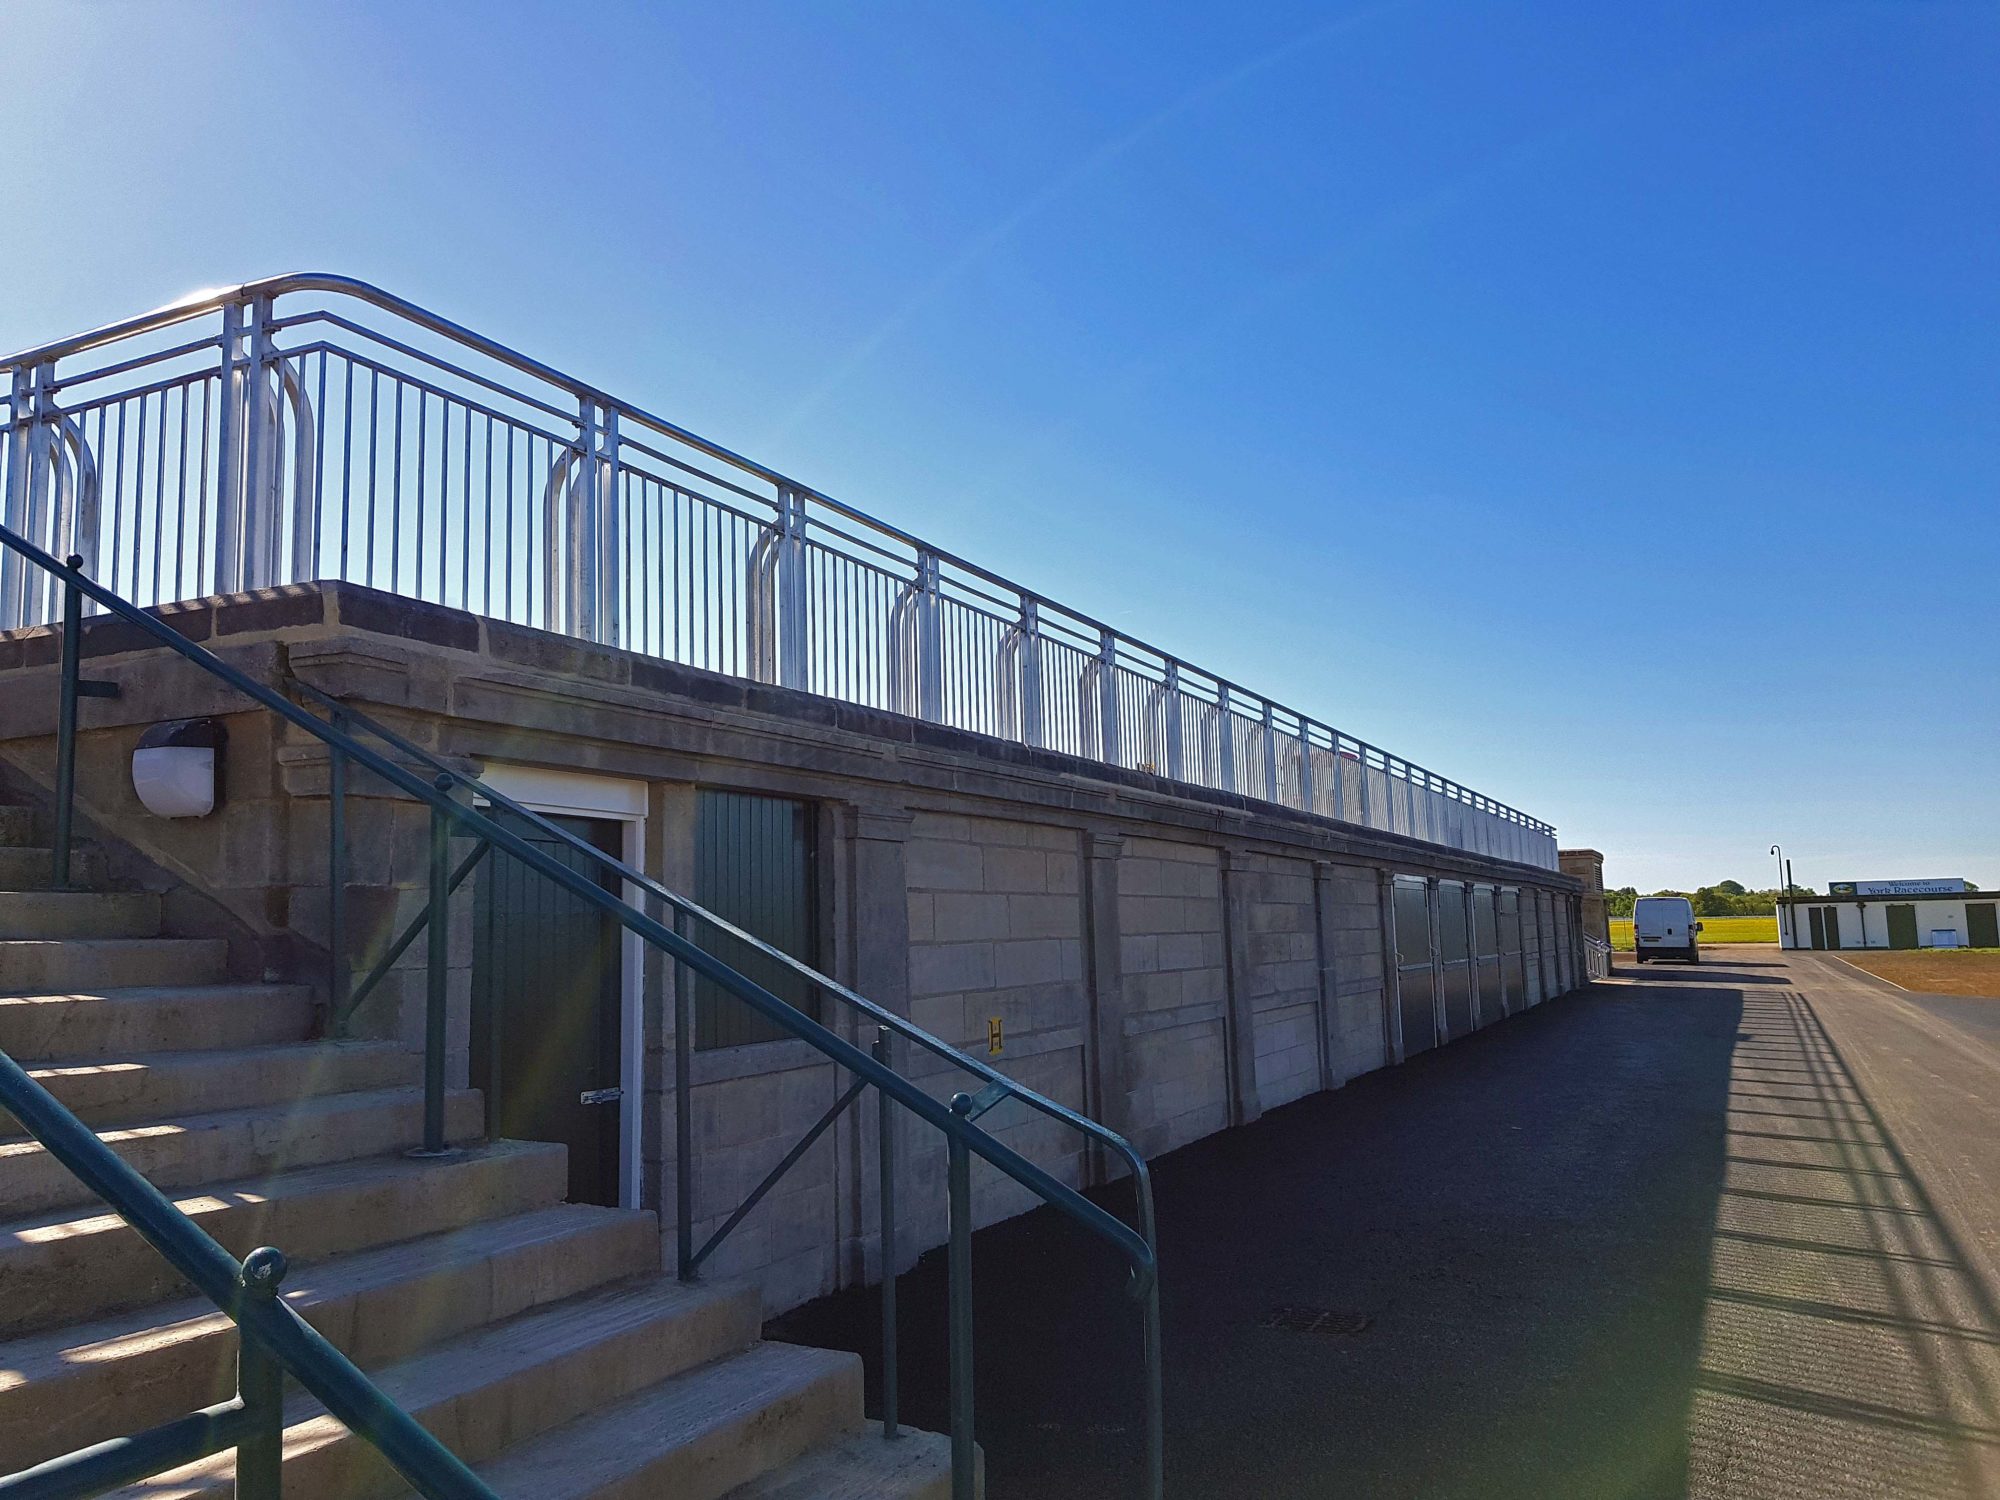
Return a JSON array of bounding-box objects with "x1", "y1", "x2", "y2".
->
[{"x1": 769, "y1": 947, "x2": 2000, "y2": 1498}]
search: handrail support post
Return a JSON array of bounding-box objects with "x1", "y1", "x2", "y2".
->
[
  {"x1": 675, "y1": 907, "x2": 696, "y2": 1281},
  {"x1": 947, "y1": 1094, "x2": 975, "y2": 1499},
  {"x1": 875, "y1": 1028, "x2": 900, "y2": 1440},
  {"x1": 233, "y1": 1247, "x2": 289, "y2": 1499},
  {"x1": 414, "y1": 776, "x2": 455, "y2": 1157},
  {"x1": 328, "y1": 719, "x2": 350, "y2": 1032}
]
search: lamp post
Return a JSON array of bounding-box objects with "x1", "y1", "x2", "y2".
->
[{"x1": 1770, "y1": 844, "x2": 1793, "y2": 950}]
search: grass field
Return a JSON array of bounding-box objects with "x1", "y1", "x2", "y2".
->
[
  {"x1": 1608, "y1": 915, "x2": 1778, "y2": 950},
  {"x1": 1837, "y1": 950, "x2": 2000, "y2": 999}
]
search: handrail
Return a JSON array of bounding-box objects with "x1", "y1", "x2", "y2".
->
[
  {"x1": 0, "y1": 1032, "x2": 498, "y2": 1498},
  {"x1": 284, "y1": 675, "x2": 1161, "y2": 1245},
  {"x1": 0, "y1": 521, "x2": 1163, "y2": 1498},
  {"x1": 0, "y1": 271, "x2": 1556, "y2": 851}
]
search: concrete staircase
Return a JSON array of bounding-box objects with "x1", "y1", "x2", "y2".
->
[{"x1": 0, "y1": 803, "x2": 954, "y2": 1498}]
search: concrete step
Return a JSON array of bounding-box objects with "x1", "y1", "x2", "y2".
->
[
  {"x1": 0, "y1": 890, "x2": 162, "y2": 940},
  {"x1": 0, "y1": 846, "x2": 103, "y2": 889},
  {"x1": 0, "y1": 983, "x2": 312, "y2": 1060},
  {"x1": 0, "y1": 1202, "x2": 661, "y2": 1472},
  {"x1": 726, "y1": 1429, "x2": 961, "y2": 1500},
  {"x1": 11, "y1": 1041, "x2": 416, "y2": 1132},
  {"x1": 0, "y1": 808, "x2": 34, "y2": 846},
  {"x1": 479, "y1": 1342, "x2": 865, "y2": 1500},
  {"x1": 0, "y1": 1140, "x2": 569, "y2": 1337},
  {"x1": 0, "y1": 937, "x2": 228, "y2": 992},
  {"x1": 0, "y1": 1086, "x2": 483, "y2": 1218},
  {"x1": 124, "y1": 1278, "x2": 765, "y2": 1499}
]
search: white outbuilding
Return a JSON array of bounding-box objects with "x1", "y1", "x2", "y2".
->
[{"x1": 1777, "y1": 878, "x2": 1996, "y2": 951}]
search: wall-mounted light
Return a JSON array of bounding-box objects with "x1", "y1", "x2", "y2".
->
[{"x1": 132, "y1": 719, "x2": 225, "y2": 818}]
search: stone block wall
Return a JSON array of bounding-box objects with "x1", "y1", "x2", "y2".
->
[
  {"x1": 1115, "y1": 837, "x2": 1230, "y2": 1158},
  {"x1": 1229, "y1": 852, "x2": 1321, "y2": 1114},
  {"x1": 903, "y1": 812, "x2": 1090, "y2": 1231},
  {"x1": 1319, "y1": 862, "x2": 1390, "y2": 1081},
  {"x1": 0, "y1": 582, "x2": 1586, "y2": 1316},
  {"x1": 1559, "y1": 848, "x2": 1609, "y2": 950}
]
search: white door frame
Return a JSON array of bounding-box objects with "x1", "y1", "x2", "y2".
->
[{"x1": 476, "y1": 763, "x2": 647, "y2": 1212}]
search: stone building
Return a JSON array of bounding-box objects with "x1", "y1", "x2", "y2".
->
[{"x1": 0, "y1": 274, "x2": 1590, "y2": 1494}]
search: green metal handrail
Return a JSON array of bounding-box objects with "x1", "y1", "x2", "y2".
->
[
  {"x1": 292, "y1": 680, "x2": 1165, "y2": 1487},
  {"x1": 0, "y1": 1042, "x2": 497, "y2": 1499},
  {"x1": 289, "y1": 678, "x2": 1161, "y2": 1243},
  {"x1": 0, "y1": 523, "x2": 1164, "y2": 1500}
]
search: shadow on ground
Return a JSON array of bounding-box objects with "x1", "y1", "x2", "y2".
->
[{"x1": 770, "y1": 954, "x2": 2000, "y2": 1497}]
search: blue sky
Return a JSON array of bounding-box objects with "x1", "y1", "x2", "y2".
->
[{"x1": 3, "y1": 1, "x2": 1994, "y2": 893}]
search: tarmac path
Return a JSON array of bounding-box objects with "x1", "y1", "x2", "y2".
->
[{"x1": 772, "y1": 946, "x2": 2000, "y2": 1498}]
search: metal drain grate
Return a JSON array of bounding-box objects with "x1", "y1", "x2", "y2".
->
[{"x1": 1259, "y1": 1305, "x2": 1371, "y2": 1338}]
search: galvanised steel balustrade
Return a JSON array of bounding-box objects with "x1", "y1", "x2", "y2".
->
[
  {"x1": 1582, "y1": 934, "x2": 1613, "y2": 981},
  {"x1": 0, "y1": 274, "x2": 1558, "y2": 870},
  {"x1": 0, "y1": 524, "x2": 1162, "y2": 1500}
]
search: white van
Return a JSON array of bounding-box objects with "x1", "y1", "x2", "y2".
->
[{"x1": 1633, "y1": 896, "x2": 1702, "y2": 964}]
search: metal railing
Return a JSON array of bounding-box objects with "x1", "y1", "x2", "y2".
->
[
  {"x1": 0, "y1": 1048, "x2": 500, "y2": 1500},
  {"x1": 1582, "y1": 934, "x2": 1613, "y2": 981},
  {"x1": 0, "y1": 523, "x2": 1162, "y2": 1500},
  {"x1": 0, "y1": 274, "x2": 1557, "y2": 870}
]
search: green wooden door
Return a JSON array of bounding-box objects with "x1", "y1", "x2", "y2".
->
[
  {"x1": 472, "y1": 811, "x2": 624, "y2": 1207},
  {"x1": 1824, "y1": 906, "x2": 1842, "y2": 950},
  {"x1": 1886, "y1": 904, "x2": 1919, "y2": 950},
  {"x1": 1968, "y1": 903, "x2": 1999, "y2": 948},
  {"x1": 1808, "y1": 907, "x2": 1825, "y2": 950},
  {"x1": 693, "y1": 789, "x2": 819, "y2": 1049}
]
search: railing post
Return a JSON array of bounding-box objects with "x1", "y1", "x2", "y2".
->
[
  {"x1": 1261, "y1": 702, "x2": 1279, "y2": 805},
  {"x1": 1298, "y1": 723, "x2": 1315, "y2": 815},
  {"x1": 418, "y1": 776, "x2": 454, "y2": 1156},
  {"x1": 1216, "y1": 684, "x2": 1236, "y2": 794},
  {"x1": 571, "y1": 399, "x2": 599, "y2": 642},
  {"x1": 1096, "y1": 629, "x2": 1120, "y2": 767},
  {"x1": 234, "y1": 1246, "x2": 289, "y2": 1499},
  {"x1": 1162, "y1": 663, "x2": 1184, "y2": 782},
  {"x1": 214, "y1": 301, "x2": 245, "y2": 594},
  {"x1": 776, "y1": 488, "x2": 808, "y2": 690},
  {"x1": 21, "y1": 366, "x2": 56, "y2": 623},
  {"x1": 598, "y1": 407, "x2": 622, "y2": 649},
  {"x1": 52, "y1": 556, "x2": 86, "y2": 889},
  {"x1": 240, "y1": 294, "x2": 278, "y2": 591},
  {"x1": 946, "y1": 1094, "x2": 976, "y2": 1500},
  {"x1": 0, "y1": 366, "x2": 32, "y2": 629},
  {"x1": 675, "y1": 906, "x2": 696, "y2": 1281},
  {"x1": 916, "y1": 551, "x2": 943, "y2": 724},
  {"x1": 1017, "y1": 599, "x2": 1043, "y2": 749},
  {"x1": 874, "y1": 1027, "x2": 900, "y2": 1440},
  {"x1": 327, "y1": 718, "x2": 350, "y2": 1034}
]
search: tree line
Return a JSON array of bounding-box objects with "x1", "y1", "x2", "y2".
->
[{"x1": 1604, "y1": 880, "x2": 1808, "y2": 919}]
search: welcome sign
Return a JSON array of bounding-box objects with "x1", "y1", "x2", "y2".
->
[{"x1": 1827, "y1": 878, "x2": 1968, "y2": 897}]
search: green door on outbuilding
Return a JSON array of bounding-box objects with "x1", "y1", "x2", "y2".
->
[
  {"x1": 1887, "y1": 904, "x2": 1919, "y2": 950},
  {"x1": 1969, "y1": 903, "x2": 2000, "y2": 949}
]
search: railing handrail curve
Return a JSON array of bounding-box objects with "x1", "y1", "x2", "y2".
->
[
  {"x1": 0, "y1": 272, "x2": 1554, "y2": 841},
  {"x1": 0, "y1": 521, "x2": 1156, "y2": 1294},
  {"x1": 282, "y1": 674, "x2": 1161, "y2": 1244}
]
